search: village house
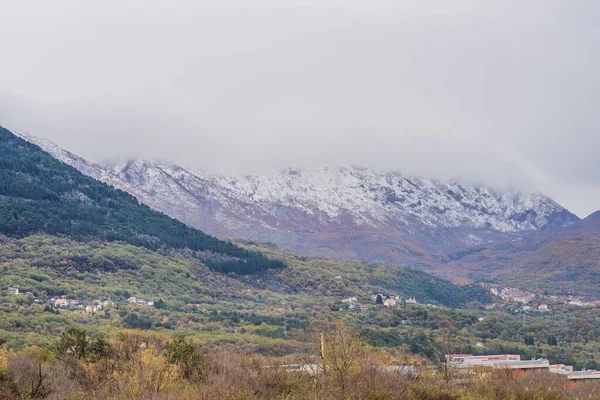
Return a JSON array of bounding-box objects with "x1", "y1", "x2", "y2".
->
[
  {"x1": 7, "y1": 287, "x2": 19, "y2": 296},
  {"x1": 538, "y1": 304, "x2": 549, "y2": 312},
  {"x1": 128, "y1": 296, "x2": 153, "y2": 306},
  {"x1": 90, "y1": 300, "x2": 103, "y2": 311},
  {"x1": 406, "y1": 297, "x2": 417, "y2": 304},
  {"x1": 54, "y1": 298, "x2": 79, "y2": 308},
  {"x1": 341, "y1": 297, "x2": 358, "y2": 304},
  {"x1": 348, "y1": 303, "x2": 368, "y2": 312},
  {"x1": 83, "y1": 304, "x2": 101, "y2": 313},
  {"x1": 384, "y1": 298, "x2": 397, "y2": 307}
]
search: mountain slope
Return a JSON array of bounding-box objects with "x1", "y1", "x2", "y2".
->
[
  {"x1": 0, "y1": 125, "x2": 492, "y2": 311},
  {"x1": 24, "y1": 134, "x2": 579, "y2": 268},
  {"x1": 427, "y1": 211, "x2": 600, "y2": 299},
  {"x1": 491, "y1": 211, "x2": 600, "y2": 297},
  {"x1": 0, "y1": 126, "x2": 284, "y2": 274}
]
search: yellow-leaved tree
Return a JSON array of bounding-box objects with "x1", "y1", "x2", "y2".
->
[
  {"x1": 118, "y1": 343, "x2": 180, "y2": 399},
  {"x1": 0, "y1": 345, "x2": 7, "y2": 373},
  {"x1": 319, "y1": 320, "x2": 366, "y2": 399}
]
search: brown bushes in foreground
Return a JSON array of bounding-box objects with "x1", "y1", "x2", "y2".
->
[{"x1": 1, "y1": 326, "x2": 599, "y2": 400}]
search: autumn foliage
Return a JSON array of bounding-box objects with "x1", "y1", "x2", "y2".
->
[{"x1": 1, "y1": 326, "x2": 599, "y2": 399}]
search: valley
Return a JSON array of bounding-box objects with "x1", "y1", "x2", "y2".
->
[
  {"x1": 1, "y1": 126, "x2": 600, "y2": 399},
  {"x1": 2, "y1": 1, "x2": 599, "y2": 397},
  {"x1": 20, "y1": 132, "x2": 599, "y2": 299}
]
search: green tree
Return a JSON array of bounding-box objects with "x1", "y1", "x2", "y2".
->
[
  {"x1": 166, "y1": 336, "x2": 209, "y2": 383},
  {"x1": 524, "y1": 335, "x2": 535, "y2": 346},
  {"x1": 154, "y1": 299, "x2": 166, "y2": 309},
  {"x1": 56, "y1": 328, "x2": 89, "y2": 359}
]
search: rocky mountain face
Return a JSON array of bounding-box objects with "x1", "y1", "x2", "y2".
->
[{"x1": 23, "y1": 134, "x2": 580, "y2": 271}]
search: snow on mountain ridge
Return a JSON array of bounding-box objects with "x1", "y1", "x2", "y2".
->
[
  {"x1": 105, "y1": 159, "x2": 572, "y2": 233},
  {"x1": 22, "y1": 134, "x2": 578, "y2": 241}
]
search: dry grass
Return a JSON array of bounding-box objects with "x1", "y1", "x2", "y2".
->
[{"x1": 2, "y1": 330, "x2": 600, "y2": 400}]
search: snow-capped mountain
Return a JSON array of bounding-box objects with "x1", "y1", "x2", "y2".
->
[{"x1": 23, "y1": 134, "x2": 579, "y2": 265}]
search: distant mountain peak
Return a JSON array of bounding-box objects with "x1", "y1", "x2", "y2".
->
[{"x1": 583, "y1": 210, "x2": 600, "y2": 224}]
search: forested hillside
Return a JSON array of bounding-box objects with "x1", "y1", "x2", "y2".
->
[
  {"x1": 0, "y1": 235, "x2": 494, "y2": 354},
  {"x1": 0, "y1": 126, "x2": 284, "y2": 274},
  {"x1": 4, "y1": 235, "x2": 600, "y2": 373}
]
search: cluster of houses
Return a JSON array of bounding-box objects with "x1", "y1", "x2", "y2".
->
[
  {"x1": 5, "y1": 287, "x2": 36, "y2": 297},
  {"x1": 6, "y1": 287, "x2": 20, "y2": 296},
  {"x1": 50, "y1": 296, "x2": 113, "y2": 313},
  {"x1": 128, "y1": 297, "x2": 155, "y2": 306},
  {"x1": 340, "y1": 294, "x2": 418, "y2": 312},
  {"x1": 521, "y1": 304, "x2": 549, "y2": 312},
  {"x1": 447, "y1": 354, "x2": 600, "y2": 386},
  {"x1": 3, "y1": 287, "x2": 155, "y2": 311},
  {"x1": 341, "y1": 297, "x2": 368, "y2": 312},
  {"x1": 374, "y1": 294, "x2": 417, "y2": 308}
]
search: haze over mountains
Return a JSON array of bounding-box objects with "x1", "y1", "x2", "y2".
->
[
  {"x1": 21, "y1": 132, "x2": 599, "y2": 298},
  {"x1": 0, "y1": 125, "x2": 489, "y2": 309}
]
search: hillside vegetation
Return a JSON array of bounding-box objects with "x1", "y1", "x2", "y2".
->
[
  {"x1": 4, "y1": 124, "x2": 600, "y2": 396},
  {"x1": 0, "y1": 126, "x2": 284, "y2": 274},
  {"x1": 0, "y1": 124, "x2": 497, "y2": 359},
  {"x1": 3, "y1": 235, "x2": 600, "y2": 371},
  {"x1": 0, "y1": 234, "x2": 488, "y2": 322}
]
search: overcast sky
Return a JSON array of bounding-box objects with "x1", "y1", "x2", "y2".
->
[{"x1": 1, "y1": 1, "x2": 599, "y2": 217}]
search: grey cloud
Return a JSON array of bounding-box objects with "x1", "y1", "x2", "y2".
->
[{"x1": 0, "y1": 0, "x2": 599, "y2": 217}]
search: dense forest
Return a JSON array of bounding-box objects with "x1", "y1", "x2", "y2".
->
[{"x1": 0, "y1": 126, "x2": 285, "y2": 274}]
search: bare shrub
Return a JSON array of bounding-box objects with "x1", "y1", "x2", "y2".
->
[
  {"x1": 4, "y1": 327, "x2": 600, "y2": 399},
  {"x1": 7, "y1": 347, "x2": 55, "y2": 398}
]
